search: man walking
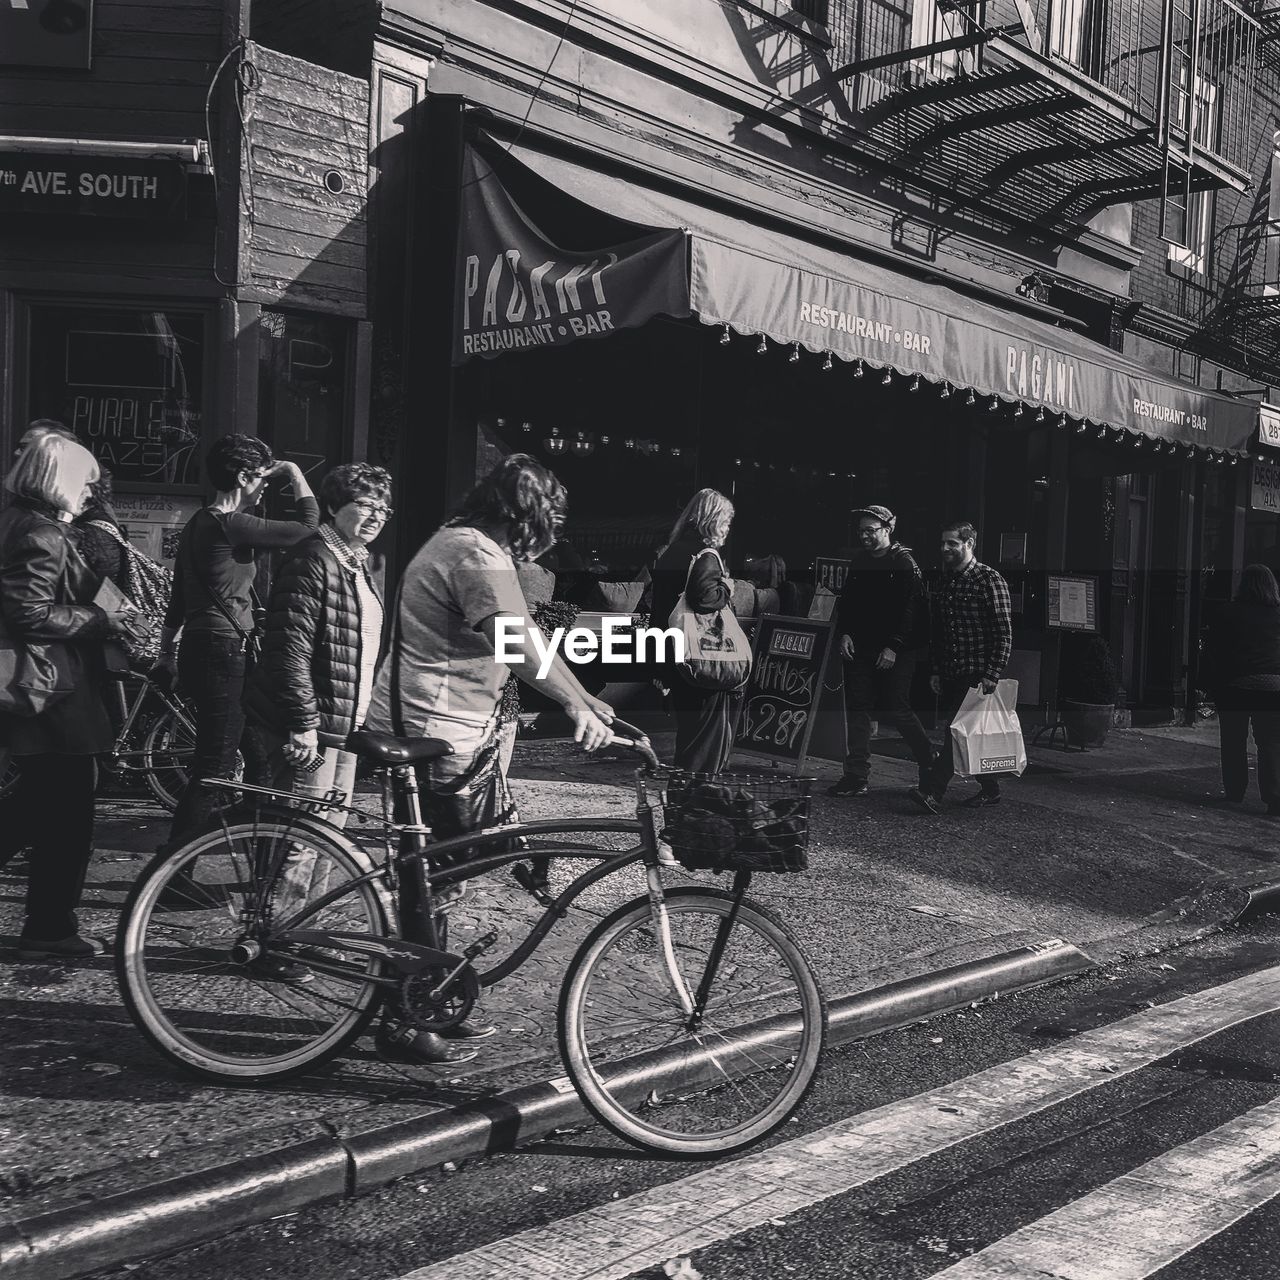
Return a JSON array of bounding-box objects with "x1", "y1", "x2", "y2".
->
[
  {"x1": 909, "y1": 520, "x2": 1013, "y2": 814},
  {"x1": 828, "y1": 504, "x2": 934, "y2": 797}
]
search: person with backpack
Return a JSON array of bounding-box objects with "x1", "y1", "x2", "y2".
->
[{"x1": 154, "y1": 435, "x2": 318, "y2": 849}]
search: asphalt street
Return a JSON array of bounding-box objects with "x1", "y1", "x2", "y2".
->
[{"x1": 79, "y1": 916, "x2": 1280, "y2": 1280}]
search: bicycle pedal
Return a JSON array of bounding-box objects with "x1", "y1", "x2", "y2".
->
[{"x1": 462, "y1": 930, "x2": 499, "y2": 960}]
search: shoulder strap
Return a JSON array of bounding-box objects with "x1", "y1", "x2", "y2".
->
[
  {"x1": 388, "y1": 582, "x2": 407, "y2": 737},
  {"x1": 185, "y1": 509, "x2": 254, "y2": 644},
  {"x1": 87, "y1": 518, "x2": 129, "y2": 548},
  {"x1": 684, "y1": 546, "x2": 723, "y2": 590}
]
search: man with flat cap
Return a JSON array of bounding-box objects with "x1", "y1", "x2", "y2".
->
[{"x1": 828, "y1": 504, "x2": 934, "y2": 797}]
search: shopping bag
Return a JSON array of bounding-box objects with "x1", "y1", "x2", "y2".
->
[
  {"x1": 950, "y1": 678, "x2": 1026, "y2": 779},
  {"x1": 669, "y1": 549, "x2": 752, "y2": 691}
]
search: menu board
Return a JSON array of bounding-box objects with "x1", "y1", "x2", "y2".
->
[
  {"x1": 112, "y1": 493, "x2": 201, "y2": 568},
  {"x1": 1046, "y1": 574, "x2": 1099, "y2": 633},
  {"x1": 735, "y1": 615, "x2": 837, "y2": 770}
]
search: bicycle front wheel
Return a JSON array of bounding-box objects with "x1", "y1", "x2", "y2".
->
[
  {"x1": 558, "y1": 887, "x2": 826, "y2": 1158},
  {"x1": 117, "y1": 817, "x2": 389, "y2": 1083},
  {"x1": 141, "y1": 702, "x2": 245, "y2": 812}
]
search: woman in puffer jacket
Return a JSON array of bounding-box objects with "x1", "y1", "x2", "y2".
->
[{"x1": 244, "y1": 463, "x2": 391, "y2": 823}]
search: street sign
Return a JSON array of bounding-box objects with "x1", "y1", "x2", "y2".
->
[
  {"x1": 0, "y1": 153, "x2": 186, "y2": 219},
  {"x1": 1252, "y1": 459, "x2": 1280, "y2": 513},
  {"x1": 1260, "y1": 403, "x2": 1280, "y2": 449}
]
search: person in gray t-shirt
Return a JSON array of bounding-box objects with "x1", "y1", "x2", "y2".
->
[{"x1": 365, "y1": 453, "x2": 614, "y2": 1066}]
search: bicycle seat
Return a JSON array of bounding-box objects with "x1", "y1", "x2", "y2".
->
[{"x1": 345, "y1": 729, "x2": 454, "y2": 764}]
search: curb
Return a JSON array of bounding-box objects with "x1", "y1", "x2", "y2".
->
[{"x1": 0, "y1": 939, "x2": 1093, "y2": 1280}]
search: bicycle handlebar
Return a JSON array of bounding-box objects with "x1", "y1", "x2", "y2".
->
[{"x1": 605, "y1": 718, "x2": 659, "y2": 769}]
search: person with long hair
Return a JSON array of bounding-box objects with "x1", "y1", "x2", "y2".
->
[
  {"x1": 155, "y1": 434, "x2": 319, "y2": 848},
  {"x1": 648, "y1": 488, "x2": 742, "y2": 774},
  {"x1": 1205, "y1": 563, "x2": 1280, "y2": 815},
  {"x1": 362, "y1": 452, "x2": 614, "y2": 1064},
  {"x1": 0, "y1": 433, "x2": 142, "y2": 957}
]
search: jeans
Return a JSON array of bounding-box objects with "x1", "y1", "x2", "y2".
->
[
  {"x1": 1218, "y1": 708, "x2": 1280, "y2": 809},
  {"x1": 840, "y1": 652, "x2": 934, "y2": 787},
  {"x1": 168, "y1": 631, "x2": 248, "y2": 847},
  {"x1": 927, "y1": 676, "x2": 1001, "y2": 799},
  {"x1": 261, "y1": 728, "x2": 359, "y2": 911},
  {"x1": 16, "y1": 753, "x2": 97, "y2": 940}
]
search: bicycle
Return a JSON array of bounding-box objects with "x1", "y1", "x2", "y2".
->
[
  {"x1": 116, "y1": 722, "x2": 827, "y2": 1158},
  {"x1": 0, "y1": 666, "x2": 199, "y2": 811}
]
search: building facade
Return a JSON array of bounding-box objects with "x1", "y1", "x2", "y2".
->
[{"x1": 6, "y1": 0, "x2": 1277, "y2": 725}]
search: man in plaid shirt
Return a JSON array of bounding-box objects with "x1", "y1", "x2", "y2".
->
[{"x1": 909, "y1": 520, "x2": 1013, "y2": 814}]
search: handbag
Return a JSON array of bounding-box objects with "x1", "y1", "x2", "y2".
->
[
  {"x1": 668, "y1": 548, "x2": 752, "y2": 691},
  {"x1": 86, "y1": 520, "x2": 172, "y2": 664},
  {"x1": 0, "y1": 612, "x2": 75, "y2": 719},
  {"x1": 950, "y1": 679, "x2": 1027, "y2": 779}
]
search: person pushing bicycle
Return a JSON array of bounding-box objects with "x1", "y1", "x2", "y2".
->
[{"x1": 361, "y1": 453, "x2": 614, "y2": 1065}]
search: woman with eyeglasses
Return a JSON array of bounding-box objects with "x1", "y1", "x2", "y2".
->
[
  {"x1": 157, "y1": 434, "x2": 319, "y2": 850},
  {"x1": 245, "y1": 464, "x2": 391, "y2": 829}
]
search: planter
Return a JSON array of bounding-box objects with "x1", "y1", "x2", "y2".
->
[{"x1": 1060, "y1": 699, "x2": 1114, "y2": 749}]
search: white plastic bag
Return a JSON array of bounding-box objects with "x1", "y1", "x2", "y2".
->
[{"x1": 950, "y1": 678, "x2": 1026, "y2": 779}]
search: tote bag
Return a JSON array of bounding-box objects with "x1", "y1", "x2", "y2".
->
[
  {"x1": 668, "y1": 548, "x2": 752, "y2": 691},
  {"x1": 0, "y1": 617, "x2": 75, "y2": 719},
  {"x1": 950, "y1": 678, "x2": 1027, "y2": 778}
]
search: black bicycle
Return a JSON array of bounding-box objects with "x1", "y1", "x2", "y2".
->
[{"x1": 116, "y1": 723, "x2": 826, "y2": 1158}]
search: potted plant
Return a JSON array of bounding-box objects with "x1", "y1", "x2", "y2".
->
[{"x1": 1058, "y1": 635, "x2": 1119, "y2": 749}]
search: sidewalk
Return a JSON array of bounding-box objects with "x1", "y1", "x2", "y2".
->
[{"x1": 2, "y1": 720, "x2": 1277, "y2": 1253}]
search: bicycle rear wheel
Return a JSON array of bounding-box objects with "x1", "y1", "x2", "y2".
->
[
  {"x1": 117, "y1": 816, "x2": 389, "y2": 1083},
  {"x1": 141, "y1": 702, "x2": 243, "y2": 812},
  {"x1": 558, "y1": 887, "x2": 826, "y2": 1158}
]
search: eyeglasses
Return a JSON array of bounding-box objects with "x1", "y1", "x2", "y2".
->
[
  {"x1": 858, "y1": 525, "x2": 888, "y2": 535},
  {"x1": 352, "y1": 499, "x2": 393, "y2": 519}
]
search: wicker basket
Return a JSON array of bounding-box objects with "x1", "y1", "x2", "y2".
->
[{"x1": 642, "y1": 767, "x2": 813, "y2": 874}]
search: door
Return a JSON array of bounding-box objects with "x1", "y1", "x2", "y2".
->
[{"x1": 1116, "y1": 474, "x2": 1152, "y2": 703}]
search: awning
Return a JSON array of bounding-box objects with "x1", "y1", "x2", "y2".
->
[{"x1": 454, "y1": 141, "x2": 1256, "y2": 455}]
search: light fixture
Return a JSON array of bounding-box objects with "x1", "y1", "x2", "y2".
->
[
  {"x1": 520, "y1": 420, "x2": 533, "y2": 434},
  {"x1": 822, "y1": 352, "x2": 833, "y2": 371},
  {"x1": 789, "y1": 344, "x2": 800, "y2": 363},
  {"x1": 1035, "y1": 408, "x2": 1045, "y2": 423},
  {"x1": 569, "y1": 432, "x2": 594, "y2": 458},
  {"x1": 599, "y1": 434, "x2": 610, "y2": 446},
  {"x1": 909, "y1": 376, "x2": 920, "y2": 392},
  {"x1": 1075, "y1": 422, "x2": 1087, "y2": 434},
  {"x1": 853, "y1": 359, "x2": 864, "y2": 378},
  {"x1": 756, "y1": 335, "x2": 768, "y2": 355},
  {"x1": 671, "y1": 446, "x2": 682, "y2": 458},
  {"x1": 988, "y1": 396, "x2": 999, "y2": 412},
  {"x1": 1057, "y1": 414, "x2": 1067, "y2": 429},
  {"x1": 495, "y1": 417, "x2": 507, "y2": 431},
  {"x1": 881, "y1": 368, "x2": 893, "y2": 385},
  {"x1": 720, "y1": 324, "x2": 731, "y2": 345},
  {"x1": 543, "y1": 428, "x2": 566, "y2": 455},
  {"x1": 939, "y1": 381, "x2": 951, "y2": 399},
  {"x1": 1013, "y1": 404, "x2": 1023, "y2": 419},
  {"x1": 623, "y1": 437, "x2": 636, "y2": 450},
  {"x1": 1095, "y1": 426, "x2": 1107, "y2": 439},
  {"x1": 733, "y1": 457, "x2": 743, "y2": 466},
  {"x1": 965, "y1": 389, "x2": 976, "y2": 405}
]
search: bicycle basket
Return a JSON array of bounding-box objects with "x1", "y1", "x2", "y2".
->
[{"x1": 644, "y1": 767, "x2": 812, "y2": 874}]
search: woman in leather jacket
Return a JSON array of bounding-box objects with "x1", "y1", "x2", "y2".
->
[{"x1": 0, "y1": 432, "x2": 141, "y2": 958}]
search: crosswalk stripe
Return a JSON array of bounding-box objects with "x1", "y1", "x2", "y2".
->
[
  {"x1": 395, "y1": 964, "x2": 1280, "y2": 1280},
  {"x1": 932, "y1": 1094, "x2": 1280, "y2": 1279}
]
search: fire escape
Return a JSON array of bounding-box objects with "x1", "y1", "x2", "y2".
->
[
  {"x1": 1177, "y1": 2, "x2": 1280, "y2": 374},
  {"x1": 828, "y1": 0, "x2": 1259, "y2": 248}
]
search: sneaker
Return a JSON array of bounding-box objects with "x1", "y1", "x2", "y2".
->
[
  {"x1": 439, "y1": 1017, "x2": 497, "y2": 1040},
  {"x1": 375, "y1": 1023, "x2": 478, "y2": 1065},
  {"x1": 17, "y1": 934, "x2": 108, "y2": 961},
  {"x1": 248, "y1": 954, "x2": 315, "y2": 985},
  {"x1": 826, "y1": 778, "x2": 869, "y2": 798},
  {"x1": 961, "y1": 790, "x2": 1002, "y2": 808},
  {"x1": 907, "y1": 786, "x2": 942, "y2": 816}
]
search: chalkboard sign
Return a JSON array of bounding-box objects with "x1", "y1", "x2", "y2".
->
[
  {"x1": 735, "y1": 615, "x2": 837, "y2": 770},
  {"x1": 1046, "y1": 574, "x2": 1099, "y2": 633}
]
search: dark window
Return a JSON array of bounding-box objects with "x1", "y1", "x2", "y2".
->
[
  {"x1": 27, "y1": 304, "x2": 208, "y2": 487},
  {"x1": 792, "y1": 0, "x2": 829, "y2": 24}
]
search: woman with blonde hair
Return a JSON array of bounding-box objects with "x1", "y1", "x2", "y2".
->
[
  {"x1": 0, "y1": 431, "x2": 142, "y2": 958},
  {"x1": 648, "y1": 487, "x2": 742, "y2": 773}
]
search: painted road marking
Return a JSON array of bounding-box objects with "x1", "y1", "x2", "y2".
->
[
  {"x1": 933, "y1": 1095, "x2": 1280, "y2": 1278},
  {"x1": 394, "y1": 964, "x2": 1280, "y2": 1280}
]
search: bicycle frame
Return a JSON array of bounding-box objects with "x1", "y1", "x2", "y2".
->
[{"x1": 104, "y1": 671, "x2": 194, "y2": 770}]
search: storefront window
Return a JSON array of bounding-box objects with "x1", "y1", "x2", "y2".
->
[
  {"x1": 27, "y1": 304, "x2": 207, "y2": 486},
  {"x1": 257, "y1": 310, "x2": 349, "y2": 485}
]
